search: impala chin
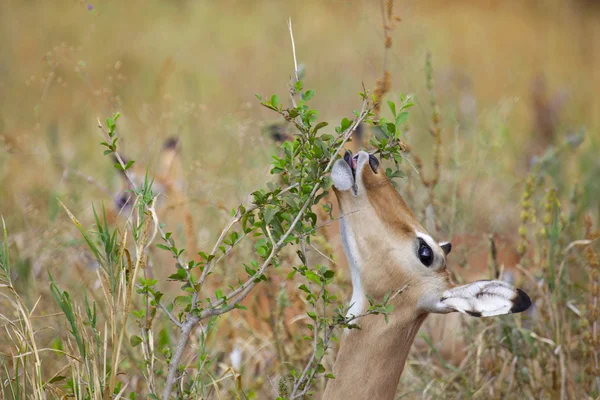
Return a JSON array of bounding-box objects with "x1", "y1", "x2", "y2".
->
[{"x1": 324, "y1": 150, "x2": 532, "y2": 400}]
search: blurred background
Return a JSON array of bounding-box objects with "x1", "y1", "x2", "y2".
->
[
  {"x1": 1, "y1": 0, "x2": 599, "y2": 398},
  {"x1": 1, "y1": 0, "x2": 598, "y2": 231}
]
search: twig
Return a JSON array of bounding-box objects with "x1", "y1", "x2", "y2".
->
[
  {"x1": 379, "y1": 0, "x2": 389, "y2": 78},
  {"x1": 196, "y1": 182, "x2": 299, "y2": 294},
  {"x1": 309, "y1": 241, "x2": 335, "y2": 264},
  {"x1": 291, "y1": 283, "x2": 322, "y2": 397},
  {"x1": 288, "y1": 18, "x2": 299, "y2": 83},
  {"x1": 59, "y1": 163, "x2": 113, "y2": 198},
  {"x1": 299, "y1": 209, "x2": 359, "y2": 239},
  {"x1": 162, "y1": 315, "x2": 199, "y2": 399},
  {"x1": 402, "y1": 154, "x2": 420, "y2": 175},
  {"x1": 135, "y1": 284, "x2": 182, "y2": 329}
]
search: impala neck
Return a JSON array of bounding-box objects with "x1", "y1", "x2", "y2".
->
[{"x1": 323, "y1": 309, "x2": 427, "y2": 399}]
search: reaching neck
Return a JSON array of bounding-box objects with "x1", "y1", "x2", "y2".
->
[
  {"x1": 323, "y1": 308, "x2": 427, "y2": 399},
  {"x1": 324, "y1": 151, "x2": 533, "y2": 399}
]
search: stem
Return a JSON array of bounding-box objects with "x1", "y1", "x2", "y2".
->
[
  {"x1": 161, "y1": 316, "x2": 200, "y2": 400},
  {"x1": 288, "y1": 18, "x2": 299, "y2": 83}
]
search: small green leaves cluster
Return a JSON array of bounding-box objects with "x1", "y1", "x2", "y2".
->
[
  {"x1": 370, "y1": 96, "x2": 414, "y2": 182},
  {"x1": 100, "y1": 112, "x2": 134, "y2": 171},
  {"x1": 100, "y1": 112, "x2": 120, "y2": 155},
  {"x1": 133, "y1": 277, "x2": 162, "y2": 327},
  {"x1": 373, "y1": 97, "x2": 413, "y2": 158}
]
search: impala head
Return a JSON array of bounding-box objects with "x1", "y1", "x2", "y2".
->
[
  {"x1": 113, "y1": 137, "x2": 181, "y2": 215},
  {"x1": 331, "y1": 150, "x2": 531, "y2": 319}
]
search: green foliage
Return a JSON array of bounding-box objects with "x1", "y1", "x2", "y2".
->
[
  {"x1": 34, "y1": 77, "x2": 412, "y2": 399},
  {"x1": 100, "y1": 112, "x2": 121, "y2": 156}
]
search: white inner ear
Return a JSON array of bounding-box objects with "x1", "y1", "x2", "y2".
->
[
  {"x1": 331, "y1": 159, "x2": 354, "y2": 191},
  {"x1": 429, "y1": 280, "x2": 529, "y2": 317}
]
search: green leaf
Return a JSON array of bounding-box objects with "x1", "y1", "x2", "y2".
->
[
  {"x1": 313, "y1": 121, "x2": 328, "y2": 135},
  {"x1": 298, "y1": 284, "x2": 311, "y2": 294},
  {"x1": 387, "y1": 100, "x2": 396, "y2": 117},
  {"x1": 395, "y1": 111, "x2": 409, "y2": 127},
  {"x1": 305, "y1": 270, "x2": 320, "y2": 284},
  {"x1": 58, "y1": 201, "x2": 102, "y2": 268},
  {"x1": 271, "y1": 95, "x2": 279, "y2": 108},
  {"x1": 48, "y1": 375, "x2": 67, "y2": 384},
  {"x1": 261, "y1": 102, "x2": 279, "y2": 112},
  {"x1": 167, "y1": 268, "x2": 187, "y2": 281},
  {"x1": 340, "y1": 118, "x2": 351, "y2": 132},
  {"x1": 385, "y1": 122, "x2": 396, "y2": 137},
  {"x1": 174, "y1": 295, "x2": 191, "y2": 307},
  {"x1": 264, "y1": 205, "x2": 277, "y2": 225},
  {"x1": 302, "y1": 89, "x2": 315, "y2": 101},
  {"x1": 130, "y1": 335, "x2": 143, "y2": 347}
]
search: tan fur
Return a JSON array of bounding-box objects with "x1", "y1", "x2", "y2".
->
[
  {"x1": 323, "y1": 151, "x2": 529, "y2": 399},
  {"x1": 325, "y1": 154, "x2": 452, "y2": 399},
  {"x1": 325, "y1": 311, "x2": 428, "y2": 400}
]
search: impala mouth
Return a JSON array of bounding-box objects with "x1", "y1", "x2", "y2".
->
[
  {"x1": 333, "y1": 151, "x2": 379, "y2": 194},
  {"x1": 343, "y1": 150, "x2": 359, "y2": 181}
]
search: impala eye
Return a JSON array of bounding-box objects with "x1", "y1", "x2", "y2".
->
[{"x1": 417, "y1": 238, "x2": 434, "y2": 267}]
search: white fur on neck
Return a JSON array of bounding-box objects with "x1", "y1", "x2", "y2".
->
[{"x1": 339, "y1": 215, "x2": 365, "y2": 320}]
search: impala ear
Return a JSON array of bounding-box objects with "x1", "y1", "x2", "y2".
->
[
  {"x1": 440, "y1": 242, "x2": 452, "y2": 256},
  {"x1": 426, "y1": 280, "x2": 531, "y2": 317}
]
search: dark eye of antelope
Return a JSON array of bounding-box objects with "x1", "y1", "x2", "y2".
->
[{"x1": 417, "y1": 238, "x2": 434, "y2": 267}]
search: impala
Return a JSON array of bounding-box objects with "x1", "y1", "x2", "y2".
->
[{"x1": 322, "y1": 150, "x2": 531, "y2": 399}]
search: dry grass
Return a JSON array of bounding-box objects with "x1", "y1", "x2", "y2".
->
[{"x1": 1, "y1": 0, "x2": 599, "y2": 398}]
